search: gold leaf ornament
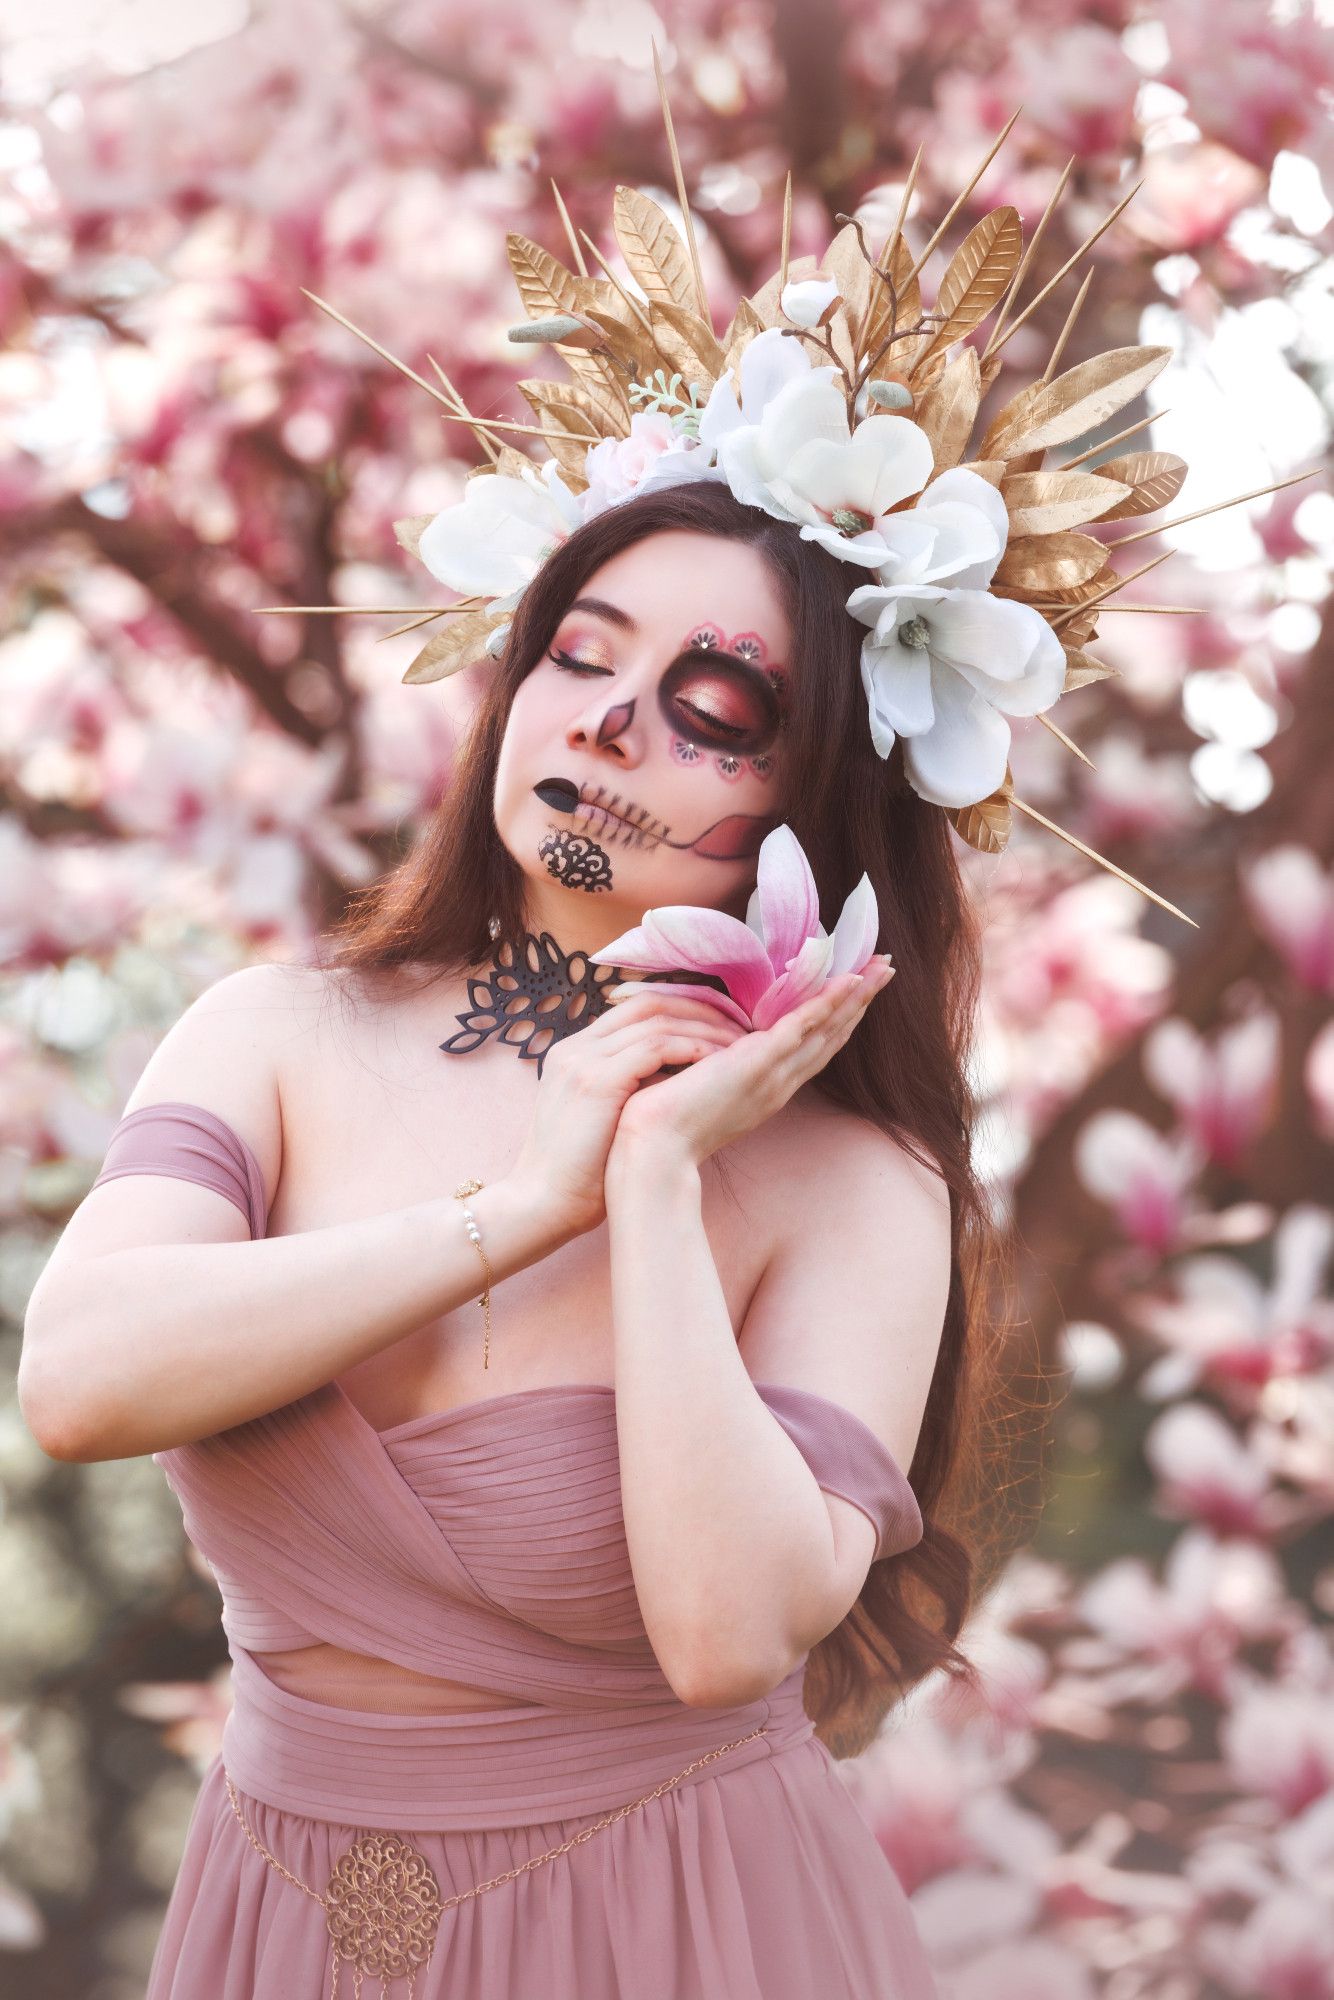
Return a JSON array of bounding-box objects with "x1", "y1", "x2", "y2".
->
[
  {"x1": 611, "y1": 185, "x2": 702, "y2": 314},
  {"x1": 912, "y1": 347, "x2": 982, "y2": 473},
  {"x1": 977, "y1": 344, "x2": 1173, "y2": 461},
  {"x1": 999, "y1": 468, "x2": 1133, "y2": 536},
  {"x1": 1089, "y1": 450, "x2": 1188, "y2": 520},
  {"x1": 402, "y1": 606, "x2": 512, "y2": 685},
  {"x1": 912, "y1": 205, "x2": 1023, "y2": 366}
]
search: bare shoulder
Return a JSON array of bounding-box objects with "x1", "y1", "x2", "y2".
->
[{"x1": 746, "y1": 1084, "x2": 950, "y2": 1216}]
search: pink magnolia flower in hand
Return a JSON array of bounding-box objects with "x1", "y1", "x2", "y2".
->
[{"x1": 586, "y1": 823, "x2": 885, "y2": 1030}]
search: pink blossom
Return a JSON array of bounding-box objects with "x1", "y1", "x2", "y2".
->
[
  {"x1": 588, "y1": 823, "x2": 883, "y2": 1030},
  {"x1": 1143, "y1": 1010, "x2": 1281, "y2": 1171},
  {"x1": 1221, "y1": 1680, "x2": 1334, "y2": 1818},
  {"x1": 580, "y1": 411, "x2": 686, "y2": 512},
  {"x1": 1077, "y1": 1528, "x2": 1293, "y2": 1702},
  {"x1": 1135, "y1": 1205, "x2": 1334, "y2": 1400},
  {"x1": 1243, "y1": 846, "x2": 1334, "y2": 995},
  {"x1": 1073, "y1": 1109, "x2": 1204, "y2": 1256},
  {"x1": 1143, "y1": 1402, "x2": 1272, "y2": 1536}
]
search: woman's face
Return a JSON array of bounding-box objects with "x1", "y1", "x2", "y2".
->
[{"x1": 493, "y1": 529, "x2": 794, "y2": 936}]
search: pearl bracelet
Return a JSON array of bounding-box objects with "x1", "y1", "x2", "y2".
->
[{"x1": 452, "y1": 1177, "x2": 495, "y2": 1370}]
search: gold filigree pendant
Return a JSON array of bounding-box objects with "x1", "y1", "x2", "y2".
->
[{"x1": 324, "y1": 1831, "x2": 443, "y2": 2000}]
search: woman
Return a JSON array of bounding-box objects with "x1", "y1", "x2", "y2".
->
[{"x1": 20, "y1": 481, "x2": 989, "y2": 1998}]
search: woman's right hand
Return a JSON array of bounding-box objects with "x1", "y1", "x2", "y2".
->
[{"x1": 508, "y1": 985, "x2": 747, "y2": 1236}]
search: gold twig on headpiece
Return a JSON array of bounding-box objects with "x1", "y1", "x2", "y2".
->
[
  {"x1": 1102, "y1": 464, "x2": 1323, "y2": 548},
  {"x1": 877, "y1": 144, "x2": 923, "y2": 281},
  {"x1": 899, "y1": 107, "x2": 1024, "y2": 296},
  {"x1": 426, "y1": 354, "x2": 499, "y2": 464},
  {"x1": 650, "y1": 37, "x2": 709, "y2": 324},
  {"x1": 252, "y1": 603, "x2": 482, "y2": 616},
  {"x1": 1048, "y1": 547, "x2": 1173, "y2": 632},
  {"x1": 300, "y1": 288, "x2": 555, "y2": 447},
  {"x1": 985, "y1": 156, "x2": 1075, "y2": 359},
  {"x1": 1036, "y1": 710, "x2": 1095, "y2": 766},
  {"x1": 1044, "y1": 268, "x2": 1093, "y2": 382},
  {"x1": 576, "y1": 227, "x2": 656, "y2": 336},
  {"x1": 779, "y1": 169, "x2": 793, "y2": 295},
  {"x1": 550, "y1": 179, "x2": 588, "y2": 276},
  {"x1": 1006, "y1": 789, "x2": 1198, "y2": 928},
  {"x1": 1063, "y1": 406, "x2": 1163, "y2": 468},
  {"x1": 1030, "y1": 603, "x2": 1208, "y2": 614},
  {"x1": 981, "y1": 178, "x2": 1145, "y2": 364},
  {"x1": 380, "y1": 608, "x2": 451, "y2": 641}
]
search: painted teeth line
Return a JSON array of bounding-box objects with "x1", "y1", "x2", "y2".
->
[{"x1": 580, "y1": 784, "x2": 668, "y2": 850}]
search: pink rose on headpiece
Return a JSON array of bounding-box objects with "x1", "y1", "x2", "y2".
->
[
  {"x1": 582, "y1": 409, "x2": 723, "y2": 514},
  {"x1": 587, "y1": 823, "x2": 885, "y2": 1030}
]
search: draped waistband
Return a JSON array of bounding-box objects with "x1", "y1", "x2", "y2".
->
[{"x1": 221, "y1": 1644, "x2": 817, "y2": 1831}]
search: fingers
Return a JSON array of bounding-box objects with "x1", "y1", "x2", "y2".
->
[
  {"x1": 782, "y1": 962, "x2": 894, "y2": 1062},
  {"x1": 598, "y1": 1026, "x2": 733, "y2": 1086}
]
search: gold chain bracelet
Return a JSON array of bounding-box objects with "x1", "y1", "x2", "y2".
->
[
  {"x1": 452, "y1": 1177, "x2": 494, "y2": 1370},
  {"x1": 224, "y1": 1722, "x2": 768, "y2": 1999}
]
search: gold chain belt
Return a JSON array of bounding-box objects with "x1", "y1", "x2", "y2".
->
[{"x1": 224, "y1": 1722, "x2": 768, "y2": 1999}]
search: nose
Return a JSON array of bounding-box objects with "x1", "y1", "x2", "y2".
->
[{"x1": 565, "y1": 693, "x2": 643, "y2": 767}]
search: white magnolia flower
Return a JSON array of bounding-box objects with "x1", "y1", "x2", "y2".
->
[
  {"x1": 846, "y1": 468, "x2": 1067, "y2": 807},
  {"x1": 780, "y1": 275, "x2": 841, "y2": 328},
  {"x1": 714, "y1": 369, "x2": 936, "y2": 566},
  {"x1": 695, "y1": 324, "x2": 836, "y2": 465},
  {"x1": 417, "y1": 459, "x2": 583, "y2": 609}
]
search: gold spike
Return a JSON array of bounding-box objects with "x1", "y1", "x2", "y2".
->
[
  {"x1": 779, "y1": 169, "x2": 793, "y2": 295},
  {"x1": 1043, "y1": 268, "x2": 1093, "y2": 383},
  {"x1": 1007, "y1": 791, "x2": 1198, "y2": 928},
  {"x1": 299, "y1": 288, "x2": 553, "y2": 445},
  {"x1": 252, "y1": 601, "x2": 485, "y2": 616},
  {"x1": 1036, "y1": 710, "x2": 1095, "y2": 766},
  {"x1": 380, "y1": 608, "x2": 450, "y2": 641},
  {"x1": 650, "y1": 37, "x2": 709, "y2": 324},
  {"x1": 984, "y1": 180, "x2": 1145, "y2": 364},
  {"x1": 576, "y1": 227, "x2": 656, "y2": 336},
  {"x1": 1030, "y1": 603, "x2": 1208, "y2": 615},
  {"x1": 983, "y1": 157, "x2": 1075, "y2": 360},
  {"x1": 877, "y1": 145, "x2": 923, "y2": 276},
  {"x1": 899, "y1": 107, "x2": 1024, "y2": 295},
  {"x1": 1049, "y1": 547, "x2": 1174, "y2": 632},
  {"x1": 426, "y1": 354, "x2": 499, "y2": 464},
  {"x1": 1063, "y1": 406, "x2": 1164, "y2": 468},
  {"x1": 550, "y1": 179, "x2": 588, "y2": 276},
  {"x1": 1103, "y1": 464, "x2": 1322, "y2": 548}
]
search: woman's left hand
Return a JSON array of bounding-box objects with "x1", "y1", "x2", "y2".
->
[{"x1": 603, "y1": 958, "x2": 896, "y2": 1178}]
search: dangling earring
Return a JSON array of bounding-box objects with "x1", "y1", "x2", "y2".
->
[{"x1": 488, "y1": 915, "x2": 501, "y2": 941}]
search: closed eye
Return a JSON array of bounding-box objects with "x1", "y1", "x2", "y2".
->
[{"x1": 549, "y1": 649, "x2": 612, "y2": 677}]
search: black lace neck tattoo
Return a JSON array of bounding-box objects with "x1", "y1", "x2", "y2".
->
[{"x1": 438, "y1": 925, "x2": 623, "y2": 1078}]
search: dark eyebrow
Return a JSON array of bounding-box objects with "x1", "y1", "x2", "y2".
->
[{"x1": 567, "y1": 596, "x2": 638, "y2": 631}]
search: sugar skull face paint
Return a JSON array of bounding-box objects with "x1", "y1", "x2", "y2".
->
[{"x1": 492, "y1": 528, "x2": 796, "y2": 939}]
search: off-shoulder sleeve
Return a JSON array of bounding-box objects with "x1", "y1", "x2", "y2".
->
[
  {"x1": 755, "y1": 1380, "x2": 924, "y2": 1562},
  {"x1": 90, "y1": 1101, "x2": 270, "y2": 1239}
]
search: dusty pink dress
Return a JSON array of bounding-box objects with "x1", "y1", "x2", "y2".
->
[{"x1": 93, "y1": 1102, "x2": 939, "y2": 1999}]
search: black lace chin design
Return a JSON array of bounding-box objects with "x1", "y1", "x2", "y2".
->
[{"x1": 438, "y1": 929, "x2": 622, "y2": 1077}]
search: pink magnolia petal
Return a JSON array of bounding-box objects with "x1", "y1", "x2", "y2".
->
[
  {"x1": 828, "y1": 871, "x2": 880, "y2": 975},
  {"x1": 751, "y1": 933, "x2": 836, "y2": 1030},
  {"x1": 610, "y1": 979, "x2": 755, "y2": 1029},
  {"x1": 639, "y1": 906, "x2": 775, "y2": 1014},
  {"x1": 590, "y1": 907, "x2": 769, "y2": 1006},
  {"x1": 754, "y1": 824, "x2": 821, "y2": 974}
]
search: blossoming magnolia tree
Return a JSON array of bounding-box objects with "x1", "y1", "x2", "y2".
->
[{"x1": 1, "y1": 2, "x2": 1332, "y2": 1996}]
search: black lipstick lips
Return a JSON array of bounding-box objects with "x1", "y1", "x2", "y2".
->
[{"x1": 533, "y1": 776, "x2": 581, "y2": 812}]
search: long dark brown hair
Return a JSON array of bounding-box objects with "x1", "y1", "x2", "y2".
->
[{"x1": 317, "y1": 480, "x2": 1033, "y2": 1757}]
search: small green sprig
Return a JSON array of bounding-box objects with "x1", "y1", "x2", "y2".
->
[{"x1": 628, "y1": 368, "x2": 708, "y2": 439}]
